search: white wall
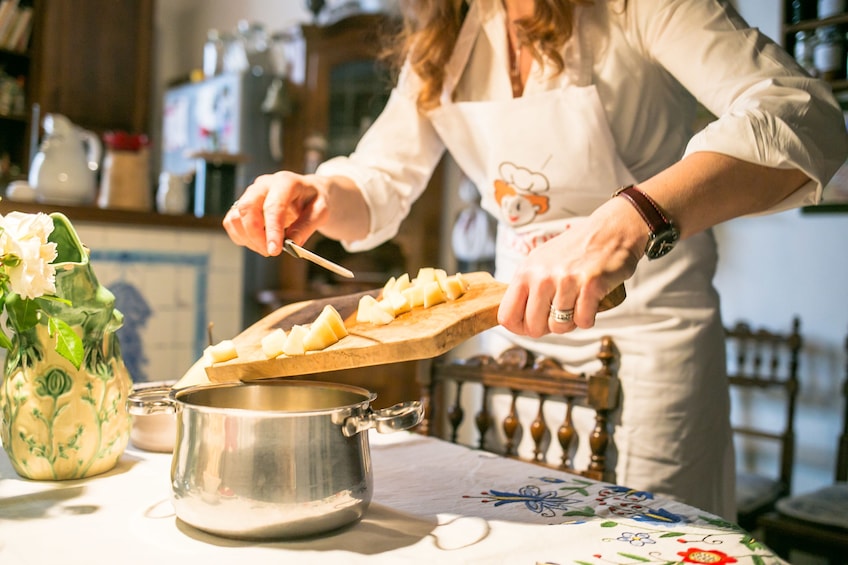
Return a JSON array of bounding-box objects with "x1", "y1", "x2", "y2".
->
[{"x1": 723, "y1": 1, "x2": 848, "y2": 494}]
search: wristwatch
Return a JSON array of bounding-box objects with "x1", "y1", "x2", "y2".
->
[{"x1": 613, "y1": 185, "x2": 680, "y2": 260}]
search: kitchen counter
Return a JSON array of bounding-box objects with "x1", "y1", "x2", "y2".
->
[
  {"x1": 0, "y1": 430, "x2": 787, "y2": 565},
  {"x1": 0, "y1": 200, "x2": 225, "y2": 230}
]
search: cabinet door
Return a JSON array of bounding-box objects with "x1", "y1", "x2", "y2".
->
[{"x1": 33, "y1": 0, "x2": 153, "y2": 133}]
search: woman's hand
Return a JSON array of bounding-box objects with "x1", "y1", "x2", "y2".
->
[
  {"x1": 223, "y1": 171, "x2": 333, "y2": 257},
  {"x1": 497, "y1": 198, "x2": 645, "y2": 337}
]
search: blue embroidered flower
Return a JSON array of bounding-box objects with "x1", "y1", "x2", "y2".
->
[
  {"x1": 484, "y1": 485, "x2": 578, "y2": 518},
  {"x1": 617, "y1": 531, "x2": 657, "y2": 547},
  {"x1": 632, "y1": 507, "x2": 687, "y2": 524}
]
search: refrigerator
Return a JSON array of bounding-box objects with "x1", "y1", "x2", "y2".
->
[
  {"x1": 161, "y1": 73, "x2": 282, "y2": 327},
  {"x1": 161, "y1": 73, "x2": 279, "y2": 217}
]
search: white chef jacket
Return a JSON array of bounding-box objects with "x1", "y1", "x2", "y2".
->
[{"x1": 315, "y1": 0, "x2": 848, "y2": 520}]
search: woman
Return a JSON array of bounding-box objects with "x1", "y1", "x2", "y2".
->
[{"x1": 224, "y1": 0, "x2": 848, "y2": 519}]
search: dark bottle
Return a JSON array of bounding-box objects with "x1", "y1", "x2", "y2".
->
[{"x1": 791, "y1": 0, "x2": 817, "y2": 23}]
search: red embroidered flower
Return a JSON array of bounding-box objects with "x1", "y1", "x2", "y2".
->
[{"x1": 677, "y1": 548, "x2": 738, "y2": 564}]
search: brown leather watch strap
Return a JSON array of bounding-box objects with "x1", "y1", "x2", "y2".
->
[
  {"x1": 613, "y1": 185, "x2": 679, "y2": 259},
  {"x1": 614, "y1": 185, "x2": 671, "y2": 234}
]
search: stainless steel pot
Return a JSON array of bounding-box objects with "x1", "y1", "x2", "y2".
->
[{"x1": 162, "y1": 380, "x2": 422, "y2": 539}]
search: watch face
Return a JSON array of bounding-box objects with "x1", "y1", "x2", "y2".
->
[{"x1": 645, "y1": 229, "x2": 680, "y2": 259}]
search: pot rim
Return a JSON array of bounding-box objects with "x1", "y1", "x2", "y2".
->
[{"x1": 170, "y1": 379, "x2": 379, "y2": 416}]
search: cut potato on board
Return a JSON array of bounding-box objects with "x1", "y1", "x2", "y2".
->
[
  {"x1": 401, "y1": 285, "x2": 425, "y2": 308},
  {"x1": 317, "y1": 304, "x2": 348, "y2": 340},
  {"x1": 442, "y1": 275, "x2": 467, "y2": 301},
  {"x1": 261, "y1": 328, "x2": 287, "y2": 358},
  {"x1": 303, "y1": 305, "x2": 347, "y2": 352},
  {"x1": 283, "y1": 324, "x2": 307, "y2": 356},
  {"x1": 206, "y1": 339, "x2": 238, "y2": 363},
  {"x1": 422, "y1": 280, "x2": 447, "y2": 308},
  {"x1": 356, "y1": 295, "x2": 380, "y2": 323}
]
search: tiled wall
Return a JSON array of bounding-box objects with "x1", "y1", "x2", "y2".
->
[{"x1": 72, "y1": 222, "x2": 244, "y2": 385}]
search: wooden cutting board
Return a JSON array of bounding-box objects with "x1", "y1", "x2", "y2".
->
[{"x1": 204, "y1": 271, "x2": 625, "y2": 383}]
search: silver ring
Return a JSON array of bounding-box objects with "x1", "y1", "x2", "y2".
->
[{"x1": 549, "y1": 305, "x2": 574, "y2": 323}]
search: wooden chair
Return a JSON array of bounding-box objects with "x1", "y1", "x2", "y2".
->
[
  {"x1": 725, "y1": 316, "x2": 802, "y2": 532},
  {"x1": 416, "y1": 336, "x2": 620, "y2": 482},
  {"x1": 758, "y1": 328, "x2": 848, "y2": 565}
]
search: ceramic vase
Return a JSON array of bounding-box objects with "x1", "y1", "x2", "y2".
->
[{"x1": 0, "y1": 213, "x2": 131, "y2": 480}]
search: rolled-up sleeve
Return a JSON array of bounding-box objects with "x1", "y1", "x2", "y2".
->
[
  {"x1": 315, "y1": 74, "x2": 446, "y2": 252},
  {"x1": 636, "y1": 0, "x2": 848, "y2": 211}
]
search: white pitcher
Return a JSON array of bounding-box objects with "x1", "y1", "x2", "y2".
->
[{"x1": 29, "y1": 114, "x2": 102, "y2": 205}]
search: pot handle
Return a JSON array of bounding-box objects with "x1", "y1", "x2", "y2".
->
[
  {"x1": 342, "y1": 400, "x2": 424, "y2": 437},
  {"x1": 127, "y1": 385, "x2": 176, "y2": 416}
]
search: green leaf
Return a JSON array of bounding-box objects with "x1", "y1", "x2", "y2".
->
[
  {"x1": 659, "y1": 532, "x2": 684, "y2": 538},
  {"x1": 617, "y1": 553, "x2": 651, "y2": 562},
  {"x1": 5, "y1": 295, "x2": 40, "y2": 332},
  {"x1": 48, "y1": 317, "x2": 84, "y2": 370},
  {"x1": 600, "y1": 521, "x2": 618, "y2": 528},
  {"x1": 0, "y1": 330, "x2": 11, "y2": 350}
]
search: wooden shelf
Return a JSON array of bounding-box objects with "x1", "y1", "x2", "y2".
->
[
  {"x1": 784, "y1": 13, "x2": 848, "y2": 33},
  {"x1": 0, "y1": 200, "x2": 226, "y2": 230}
]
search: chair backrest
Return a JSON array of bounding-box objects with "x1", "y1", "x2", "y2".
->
[
  {"x1": 725, "y1": 316, "x2": 802, "y2": 493},
  {"x1": 417, "y1": 336, "x2": 619, "y2": 482}
]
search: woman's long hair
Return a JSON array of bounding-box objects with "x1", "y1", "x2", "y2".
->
[{"x1": 385, "y1": 0, "x2": 591, "y2": 111}]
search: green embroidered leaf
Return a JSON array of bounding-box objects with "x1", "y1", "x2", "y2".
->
[
  {"x1": 48, "y1": 317, "x2": 84, "y2": 370},
  {"x1": 617, "y1": 553, "x2": 651, "y2": 562},
  {"x1": 659, "y1": 532, "x2": 684, "y2": 538},
  {"x1": 751, "y1": 555, "x2": 766, "y2": 565},
  {"x1": 600, "y1": 521, "x2": 618, "y2": 528},
  {"x1": 742, "y1": 534, "x2": 767, "y2": 551},
  {"x1": 562, "y1": 506, "x2": 595, "y2": 517}
]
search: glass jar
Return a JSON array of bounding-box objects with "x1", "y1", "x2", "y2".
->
[
  {"x1": 818, "y1": 0, "x2": 846, "y2": 19},
  {"x1": 794, "y1": 30, "x2": 818, "y2": 75},
  {"x1": 814, "y1": 25, "x2": 845, "y2": 80}
]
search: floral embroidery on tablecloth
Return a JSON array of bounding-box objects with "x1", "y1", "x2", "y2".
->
[{"x1": 463, "y1": 476, "x2": 785, "y2": 564}]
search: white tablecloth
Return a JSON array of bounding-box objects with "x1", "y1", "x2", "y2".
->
[{"x1": 1, "y1": 431, "x2": 786, "y2": 564}]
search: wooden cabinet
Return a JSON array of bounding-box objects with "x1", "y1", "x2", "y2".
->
[
  {"x1": 0, "y1": 0, "x2": 152, "y2": 187},
  {"x1": 0, "y1": 0, "x2": 39, "y2": 185},
  {"x1": 275, "y1": 12, "x2": 443, "y2": 299},
  {"x1": 782, "y1": 2, "x2": 848, "y2": 92},
  {"x1": 263, "y1": 13, "x2": 444, "y2": 408}
]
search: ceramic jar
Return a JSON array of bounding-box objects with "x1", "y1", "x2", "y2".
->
[{"x1": 0, "y1": 213, "x2": 132, "y2": 480}]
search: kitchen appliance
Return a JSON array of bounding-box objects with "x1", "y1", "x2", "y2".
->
[
  {"x1": 144, "y1": 379, "x2": 423, "y2": 539},
  {"x1": 161, "y1": 73, "x2": 279, "y2": 217}
]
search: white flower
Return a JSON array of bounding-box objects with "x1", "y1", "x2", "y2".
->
[{"x1": 0, "y1": 212, "x2": 58, "y2": 300}]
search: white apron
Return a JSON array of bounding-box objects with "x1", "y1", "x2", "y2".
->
[{"x1": 428, "y1": 0, "x2": 735, "y2": 518}]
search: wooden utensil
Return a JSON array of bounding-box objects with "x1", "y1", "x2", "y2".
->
[{"x1": 204, "y1": 271, "x2": 626, "y2": 383}]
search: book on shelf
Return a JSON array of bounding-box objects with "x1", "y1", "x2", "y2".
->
[
  {"x1": 0, "y1": 0, "x2": 32, "y2": 53},
  {"x1": 0, "y1": 0, "x2": 20, "y2": 46},
  {"x1": 3, "y1": 6, "x2": 31, "y2": 51}
]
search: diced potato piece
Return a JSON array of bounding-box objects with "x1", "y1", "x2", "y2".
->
[
  {"x1": 261, "y1": 328, "x2": 287, "y2": 358},
  {"x1": 318, "y1": 304, "x2": 348, "y2": 339},
  {"x1": 303, "y1": 320, "x2": 339, "y2": 352},
  {"x1": 370, "y1": 304, "x2": 395, "y2": 325},
  {"x1": 442, "y1": 275, "x2": 467, "y2": 301},
  {"x1": 382, "y1": 276, "x2": 397, "y2": 296},
  {"x1": 206, "y1": 339, "x2": 238, "y2": 363},
  {"x1": 382, "y1": 290, "x2": 411, "y2": 316},
  {"x1": 401, "y1": 285, "x2": 425, "y2": 308},
  {"x1": 455, "y1": 272, "x2": 470, "y2": 291},
  {"x1": 356, "y1": 294, "x2": 380, "y2": 323},
  {"x1": 415, "y1": 267, "x2": 436, "y2": 285},
  {"x1": 282, "y1": 325, "x2": 307, "y2": 356},
  {"x1": 422, "y1": 280, "x2": 447, "y2": 308},
  {"x1": 393, "y1": 272, "x2": 412, "y2": 293}
]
